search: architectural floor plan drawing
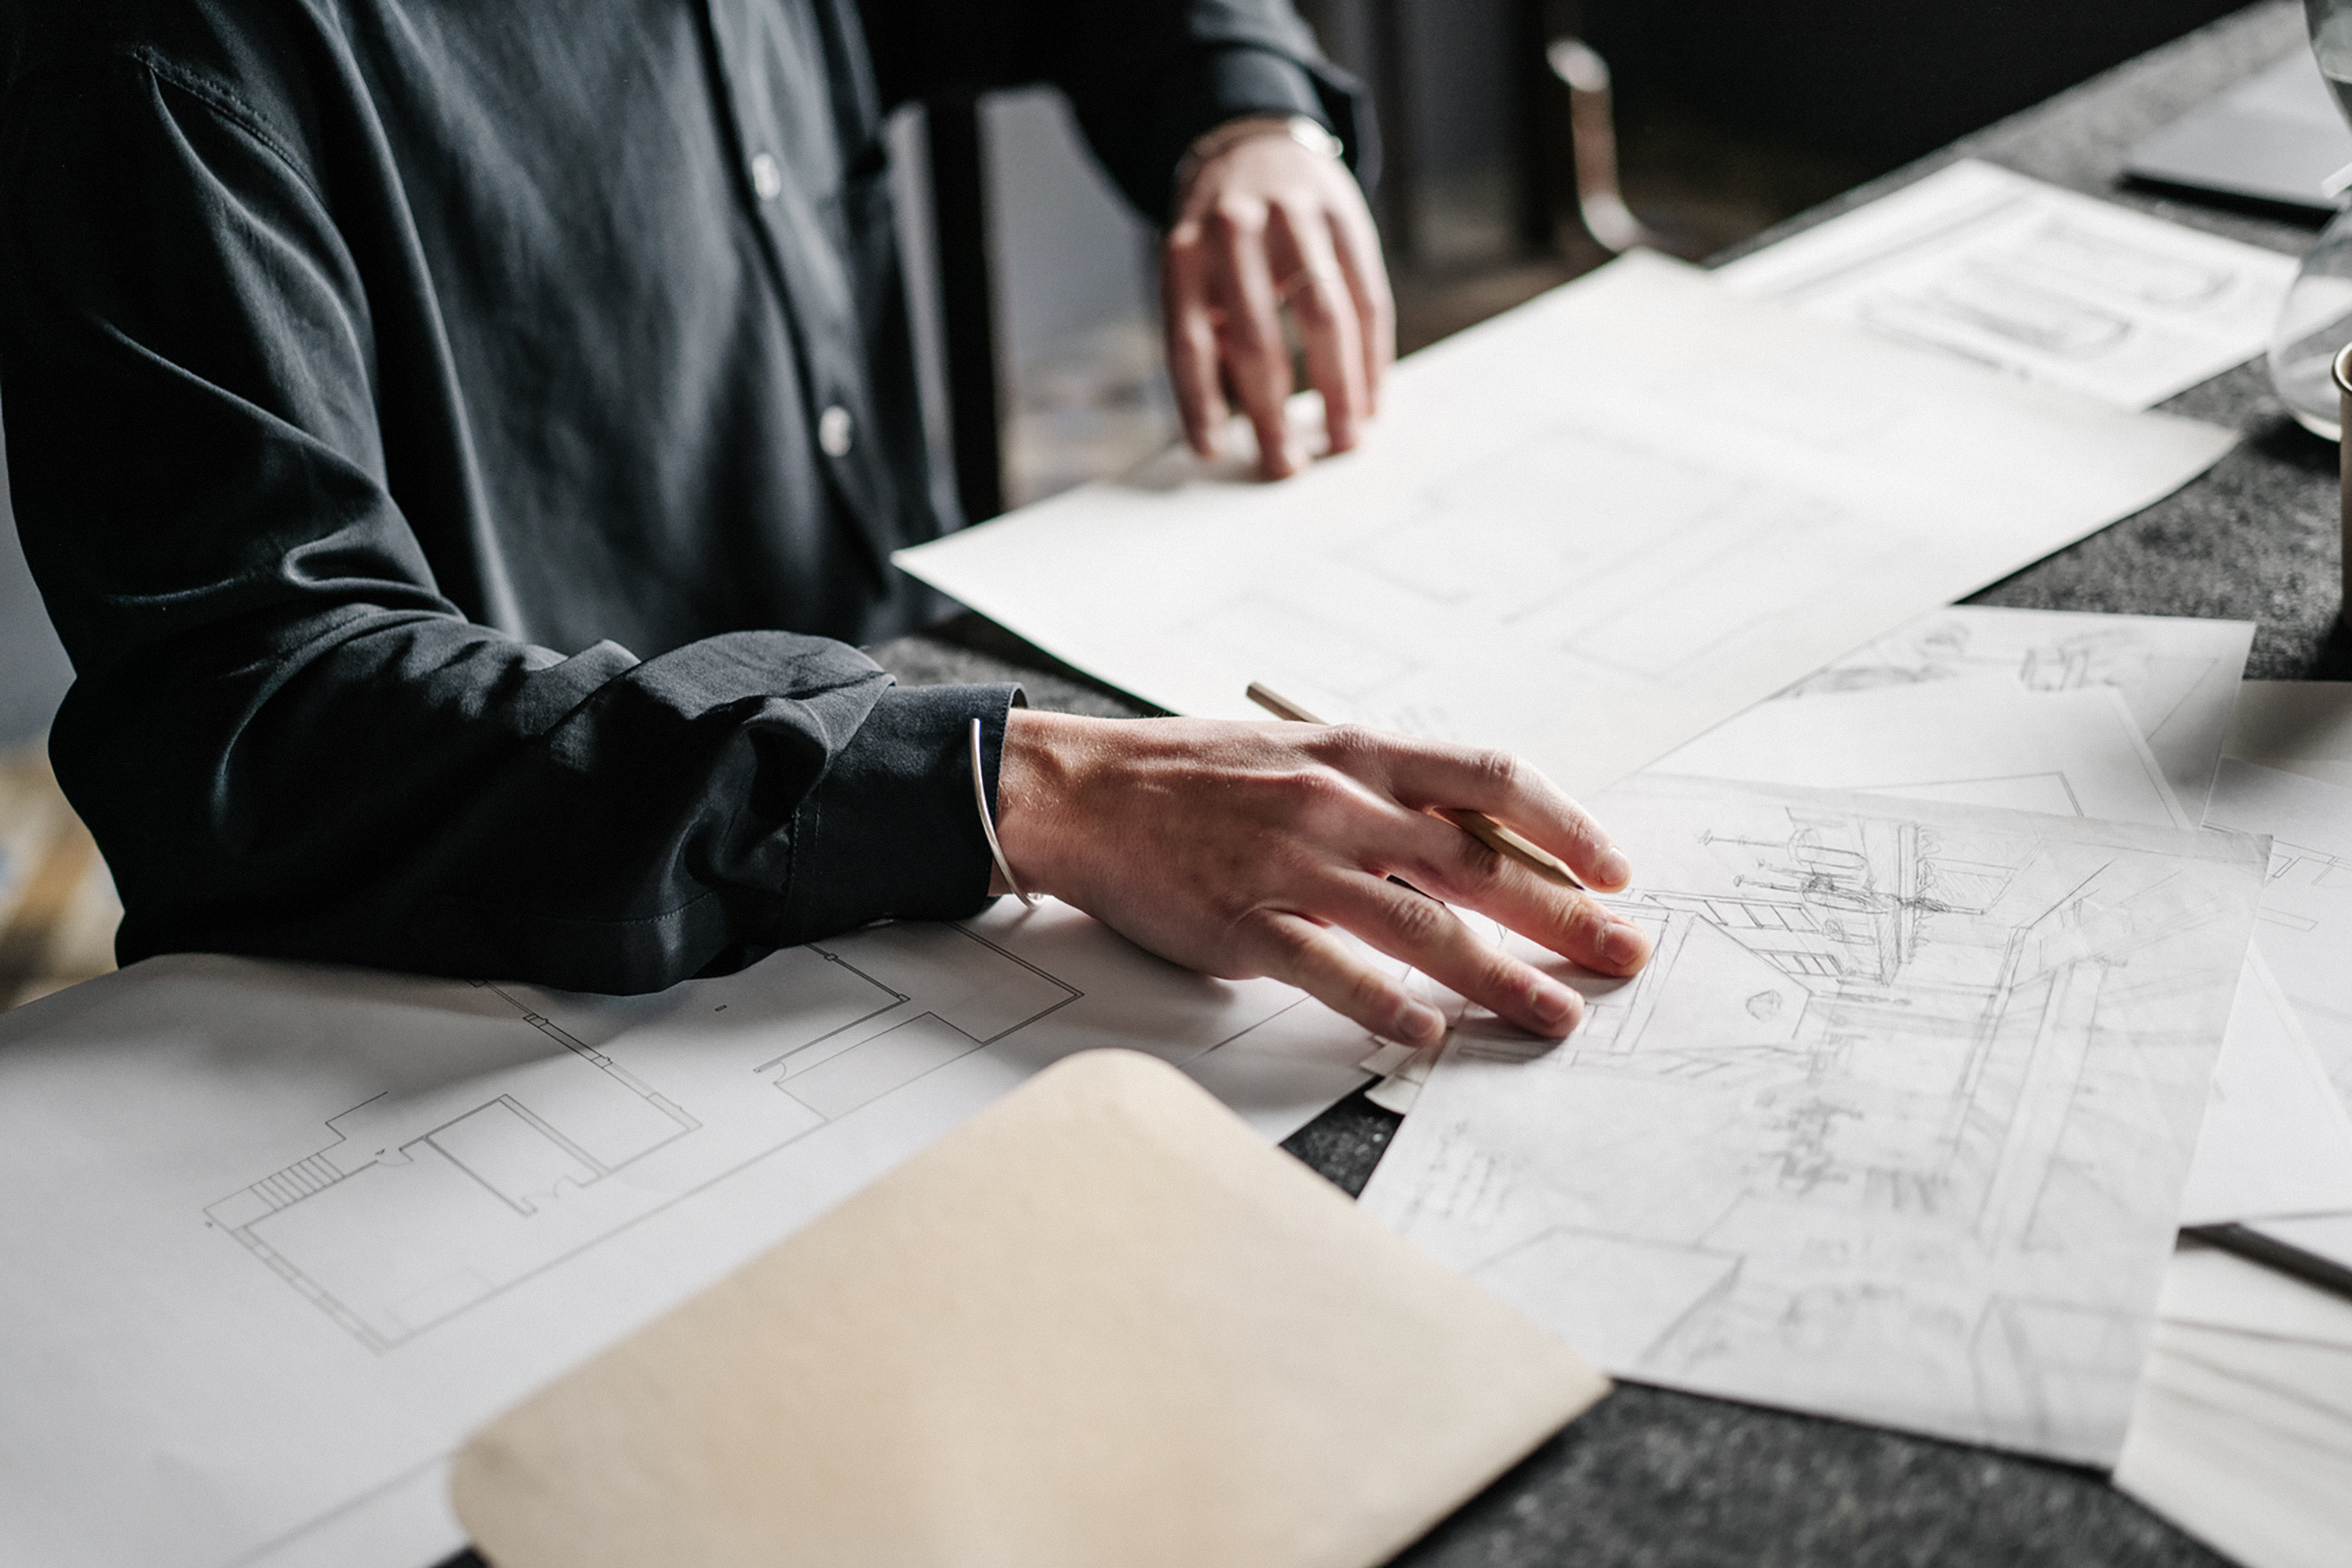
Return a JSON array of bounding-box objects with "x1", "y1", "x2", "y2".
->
[
  {"x1": 1358, "y1": 773, "x2": 2267, "y2": 1467},
  {"x1": 0, "y1": 896, "x2": 1379, "y2": 1568},
  {"x1": 1180, "y1": 416, "x2": 1874, "y2": 739},
  {"x1": 898, "y1": 253, "x2": 2233, "y2": 800},
  {"x1": 1717, "y1": 160, "x2": 2296, "y2": 408},
  {"x1": 1774, "y1": 604, "x2": 2252, "y2": 813},
  {"x1": 203, "y1": 926, "x2": 1080, "y2": 1350}
]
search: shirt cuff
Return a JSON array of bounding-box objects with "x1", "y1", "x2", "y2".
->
[
  {"x1": 1197, "y1": 44, "x2": 1327, "y2": 127},
  {"x1": 1153, "y1": 45, "x2": 1374, "y2": 215},
  {"x1": 785, "y1": 680, "x2": 1026, "y2": 936}
]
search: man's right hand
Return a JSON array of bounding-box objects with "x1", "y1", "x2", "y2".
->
[{"x1": 990, "y1": 710, "x2": 1654, "y2": 1044}]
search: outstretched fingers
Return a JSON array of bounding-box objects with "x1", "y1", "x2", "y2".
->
[
  {"x1": 1206, "y1": 196, "x2": 1303, "y2": 478},
  {"x1": 1272, "y1": 872, "x2": 1590, "y2": 1040},
  {"x1": 1345, "y1": 732, "x2": 1635, "y2": 893},
  {"x1": 1325, "y1": 191, "x2": 1392, "y2": 415},
  {"x1": 1162, "y1": 222, "x2": 1230, "y2": 458},
  {"x1": 1266, "y1": 202, "x2": 1366, "y2": 453},
  {"x1": 1244, "y1": 908, "x2": 1453, "y2": 1045},
  {"x1": 1382, "y1": 806, "x2": 1653, "y2": 978}
]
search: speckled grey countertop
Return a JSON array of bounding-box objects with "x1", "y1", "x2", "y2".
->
[{"x1": 856, "y1": 7, "x2": 2327, "y2": 1566}]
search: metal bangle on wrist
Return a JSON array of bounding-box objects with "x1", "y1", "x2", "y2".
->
[
  {"x1": 969, "y1": 718, "x2": 1033, "y2": 906},
  {"x1": 1172, "y1": 113, "x2": 1343, "y2": 212}
]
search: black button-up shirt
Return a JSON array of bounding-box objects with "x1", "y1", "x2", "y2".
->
[{"x1": 0, "y1": 1, "x2": 1362, "y2": 993}]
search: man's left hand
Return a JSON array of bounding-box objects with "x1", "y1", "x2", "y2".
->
[{"x1": 1164, "y1": 122, "x2": 1395, "y2": 479}]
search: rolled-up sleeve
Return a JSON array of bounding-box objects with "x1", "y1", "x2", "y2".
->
[{"x1": 0, "y1": 28, "x2": 1016, "y2": 996}]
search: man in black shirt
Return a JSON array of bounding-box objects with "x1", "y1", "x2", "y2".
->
[{"x1": 0, "y1": 0, "x2": 1651, "y2": 1047}]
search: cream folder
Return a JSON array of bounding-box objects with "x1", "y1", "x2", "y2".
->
[{"x1": 452, "y1": 1049, "x2": 1608, "y2": 1568}]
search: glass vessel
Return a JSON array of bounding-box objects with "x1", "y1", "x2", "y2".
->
[{"x1": 2269, "y1": 0, "x2": 2352, "y2": 438}]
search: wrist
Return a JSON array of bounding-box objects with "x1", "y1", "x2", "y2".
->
[
  {"x1": 991, "y1": 707, "x2": 1092, "y2": 899},
  {"x1": 1172, "y1": 114, "x2": 1343, "y2": 213}
]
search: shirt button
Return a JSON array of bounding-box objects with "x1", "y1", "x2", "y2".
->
[
  {"x1": 817, "y1": 404, "x2": 855, "y2": 457},
  {"x1": 751, "y1": 151, "x2": 782, "y2": 203}
]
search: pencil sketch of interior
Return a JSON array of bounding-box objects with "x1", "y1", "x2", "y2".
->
[
  {"x1": 1774, "y1": 604, "x2": 2252, "y2": 809},
  {"x1": 1361, "y1": 774, "x2": 2266, "y2": 1466},
  {"x1": 204, "y1": 924, "x2": 1080, "y2": 1351}
]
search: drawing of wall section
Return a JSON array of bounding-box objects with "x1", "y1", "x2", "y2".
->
[
  {"x1": 765, "y1": 924, "x2": 1080, "y2": 1119},
  {"x1": 204, "y1": 996, "x2": 699, "y2": 1349},
  {"x1": 207, "y1": 926, "x2": 1081, "y2": 1351}
]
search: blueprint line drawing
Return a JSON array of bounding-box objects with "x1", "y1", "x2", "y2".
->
[
  {"x1": 1198, "y1": 416, "x2": 1867, "y2": 724},
  {"x1": 1715, "y1": 161, "x2": 2297, "y2": 409},
  {"x1": 204, "y1": 924, "x2": 1082, "y2": 1352},
  {"x1": 1, "y1": 896, "x2": 1382, "y2": 1568},
  {"x1": 1359, "y1": 773, "x2": 2266, "y2": 1465}
]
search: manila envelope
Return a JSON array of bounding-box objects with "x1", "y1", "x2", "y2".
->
[{"x1": 452, "y1": 1048, "x2": 1607, "y2": 1567}]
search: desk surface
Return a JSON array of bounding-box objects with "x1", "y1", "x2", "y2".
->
[{"x1": 457, "y1": 5, "x2": 2317, "y2": 1564}]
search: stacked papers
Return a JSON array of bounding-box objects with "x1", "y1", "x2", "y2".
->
[
  {"x1": 1354, "y1": 641, "x2": 2352, "y2": 1551},
  {"x1": 2118, "y1": 1244, "x2": 2352, "y2": 1568},
  {"x1": 1357, "y1": 771, "x2": 2266, "y2": 1464}
]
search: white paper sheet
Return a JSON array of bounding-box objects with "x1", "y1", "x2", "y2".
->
[
  {"x1": 2116, "y1": 1246, "x2": 2352, "y2": 1568},
  {"x1": 0, "y1": 901, "x2": 1374, "y2": 1568},
  {"x1": 1658, "y1": 681, "x2": 2188, "y2": 827},
  {"x1": 2180, "y1": 952, "x2": 2352, "y2": 1227},
  {"x1": 1716, "y1": 160, "x2": 2298, "y2": 408},
  {"x1": 2194, "y1": 760, "x2": 2352, "y2": 1281},
  {"x1": 2157, "y1": 1240, "x2": 2352, "y2": 1348},
  {"x1": 2203, "y1": 760, "x2": 2352, "y2": 1111},
  {"x1": 1356, "y1": 773, "x2": 2268, "y2": 1465},
  {"x1": 897, "y1": 254, "x2": 2234, "y2": 801},
  {"x1": 2226, "y1": 679, "x2": 2352, "y2": 791},
  {"x1": 1773, "y1": 604, "x2": 2253, "y2": 814}
]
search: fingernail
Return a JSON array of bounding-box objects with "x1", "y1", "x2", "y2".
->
[
  {"x1": 1595, "y1": 849, "x2": 1633, "y2": 889},
  {"x1": 1601, "y1": 920, "x2": 1650, "y2": 969},
  {"x1": 1532, "y1": 981, "x2": 1578, "y2": 1029},
  {"x1": 1401, "y1": 1001, "x2": 1446, "y2": 1046}
]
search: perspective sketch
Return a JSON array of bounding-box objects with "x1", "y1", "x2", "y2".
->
[
  {"x1": 1774, "y1": 604, "x2": 2251, "y2": 812},
  {"x1": 205, "y1": 924, "x2": 1081, "y2": 1350},
  {"x1": 1717, "y1": 160, "x2": 2296, "y2": 408},
  {"x1": 1360, "y1": 773, "x2": 2266, "y2": 1466}
]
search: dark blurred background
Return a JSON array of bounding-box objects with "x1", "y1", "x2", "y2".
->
[
  {"x1": 976, "y1": 1, "x2": 2261, "y2": 506},
  {"x1": 1308, "y1": 0, "x2": 2257, "y2": 342}
]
